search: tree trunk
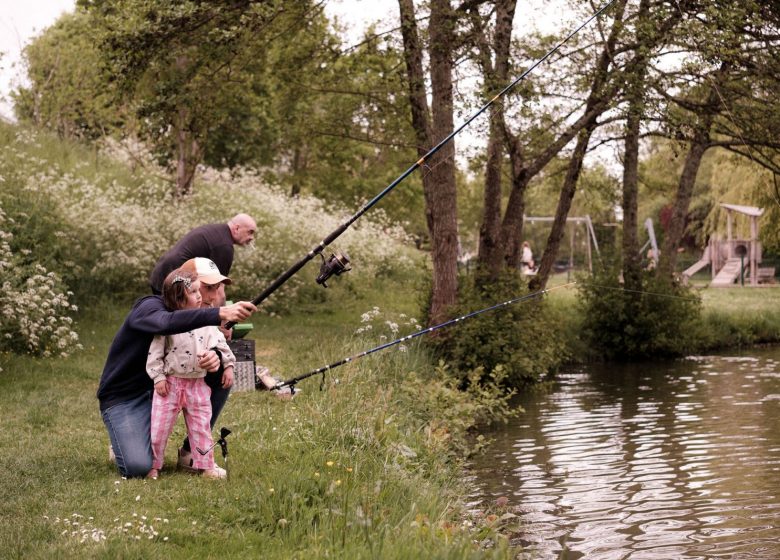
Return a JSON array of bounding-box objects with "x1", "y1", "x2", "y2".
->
[
  {"x1": 174, "y1": 105, "x2": 203, "y2": 198},
  {"x1": 398, "y1": 0, "x2": 459, "y2": 325},
  {"x1": 427, "y1": 0, "x2": 459, "y2": 325},
  {"x1": 478, "y1": 114, "x2": 505, "y2": 277},
  {"x1": 657, "y1": 63, "x2": 730, "y2": 277},
  {"x1": 500, "y1": 88, "x2": 616, "y2": 269},
  {"x1": 622, "y1": 94, "x2": 643, "y2": 291},
  {"x1": 474, "y1": 0, "x2": 517, "y2": 280},
  {"x1": 530, "y1": 0, "x2": 628, "y2": 291},
  {"x1": 530, "y1": 124, "x2": 596, "y2": 291},
  {"x1": 621, "y1": 0, "x2": 651, "y2": 292}
]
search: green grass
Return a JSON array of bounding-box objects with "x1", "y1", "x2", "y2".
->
[
  {"x1": 696, "y1": 286, "x2": 780, "y2": 349},
  {"x1": 2, "y1": 262, "x2": 780, "y2": 558},
  {"x1": 0, "y1": 277, "x2": 512, "y2": 560}
]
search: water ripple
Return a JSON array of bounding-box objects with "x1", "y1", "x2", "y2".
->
[{"x1": 468, "y1": 348, "x2": 780, "y2": 559}]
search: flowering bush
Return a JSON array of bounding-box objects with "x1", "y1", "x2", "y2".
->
[
  {"x1": 1, "y1": 126, "x2": 417, "y2": 314},
  {"x1": 0, "y1": 208, "x2": 82, "y2": 357}
]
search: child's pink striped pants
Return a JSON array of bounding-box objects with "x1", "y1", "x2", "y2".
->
[{"x1": 151, "y1": 376, "x2": 214, "y2": 470}]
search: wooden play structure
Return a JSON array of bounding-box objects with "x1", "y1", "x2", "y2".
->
[{"x1": 682, "y1": 203, "x2": 774, "y2": 287}]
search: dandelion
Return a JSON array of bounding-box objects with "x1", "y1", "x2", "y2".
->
[{"x1": 326, "y1": 461, "x2": 334, "y2": 467}]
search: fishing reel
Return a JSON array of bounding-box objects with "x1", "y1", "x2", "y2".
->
[{"x1": 316, "y1": 251, "x2": 351, "y2": 287}]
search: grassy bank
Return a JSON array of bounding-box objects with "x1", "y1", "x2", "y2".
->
[
  {"x1": 543, "y1": 278, "x2": 780, "y2": 358},
  {"x1": 0, "y1": 277, "x2": 514, "y2": 560},
  {"x1": 2, "y1": 275, "x2": 780, "y2": 558}
]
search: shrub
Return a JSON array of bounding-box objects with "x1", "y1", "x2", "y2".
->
[
  {"x1": 0, "y1": 208, "x2": 82, "y2": 358},
  {"x1": 0, "y1": 125, "x2": 417, "y2": 312},
  {"x1": 429, "y1": 270, "x2": 568, "y2": 389},
  {"x1": 577, "y1": 264, "x2": 702, "y2": 360},
  {"x1": 345, "y1": 306, "x2": 517, "y2": 455}
]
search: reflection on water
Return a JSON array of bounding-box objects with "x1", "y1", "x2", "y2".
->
[{"x1": 467, "y1": 347, "x2": 780, "y2": 559}]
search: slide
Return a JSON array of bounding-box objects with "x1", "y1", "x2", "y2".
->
[{"x1": 710, "y1": 258, "x2": 742, "y2": 287}]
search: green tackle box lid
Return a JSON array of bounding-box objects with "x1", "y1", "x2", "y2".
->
[{"x1": 225, "y1": 301, "x2": 254, "y2": 339}]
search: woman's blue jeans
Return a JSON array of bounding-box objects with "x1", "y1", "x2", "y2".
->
[{"x1": 101, "y1": 391, "x2": 153, "y2": 478}]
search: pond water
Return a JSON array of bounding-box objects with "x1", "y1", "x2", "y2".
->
[{"x1": 467, "y1": 347, "x2": 780, "y2": 559}]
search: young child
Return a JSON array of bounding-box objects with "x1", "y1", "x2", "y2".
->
[{"x1": 146, "y1": 268, "x2": 236, "y2": 479}]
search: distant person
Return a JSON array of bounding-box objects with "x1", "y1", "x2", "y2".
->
[
  {"x1": 98, "y1": 275, "x2": 255, "y2": 479},
  {"x1": 521, "y1": 241, "x2": 535, "y2": 273},
  {"x1": 147, "y1": 268, "x2": 235, "y2": 480},
  {"x1": 149, "y1": 213, "x2": 257, "y2": 298}
]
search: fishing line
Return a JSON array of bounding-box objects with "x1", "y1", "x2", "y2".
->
[
  {"x1": 225, "y1": 0, "x2": 619, "y2": 327},
  {"x1": 273, "y1": 282, "x2": 577, "y2": 393},
  {"x1": 579, "y1": 282, "x2": 700, "y2": 301}
]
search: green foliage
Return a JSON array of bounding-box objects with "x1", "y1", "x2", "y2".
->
[
  {"x1": 577, "y1": 264, "x2": 703, "y2": 360},
  {"x1": 0, "y1": 123, "x2": 417, "y2": 312},
  {"x1": 13, "y1": 11, "x2": 125, "y2": 140},
  {"x1": 430, "y1": 270, "x2": 568, "y2": 389},
  {"x1": 263, "y1": 26, "x2": 425, "y2": 236},
  {"x1": 0, "y1": 207, "x2": 81, "y2": 358}
]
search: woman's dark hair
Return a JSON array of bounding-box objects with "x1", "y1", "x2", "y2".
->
[{"x1": 162, "y1": 269, "x2": 198, "y2": 311}]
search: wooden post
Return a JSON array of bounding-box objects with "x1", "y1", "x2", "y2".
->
[
  {"x1": 750, "y1": 216, "x2": 758, "y2": 286},
  {"x1": 586, "y1": 221, "x2": 593, "y2": 272},
  {"x1": 711, "y1": 235, "x2": 718, "y2": 279},
  {"x1": 726, "y1": 210, "x2": 733, "y2": 259}
]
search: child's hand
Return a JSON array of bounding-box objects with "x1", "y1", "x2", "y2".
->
[
  {"x1": 197, "y1": 350, "x2": 220, "y2": 373},
  {"x1": 219, "y1": 325, "x2": 233, "y2": 341},
  {"x1": 154, "y1": 379, "x2": 168, "y2": 397},
  {"x1": 222, "y1": 367, "x2": 234, "y2": 389}
]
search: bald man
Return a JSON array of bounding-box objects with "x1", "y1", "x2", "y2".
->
[{"x1": 149, "y1": 213, "x2": 257, "y2": 297}]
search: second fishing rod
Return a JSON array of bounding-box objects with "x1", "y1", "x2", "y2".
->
[
  {"x1": 272, "y1": 282, "x2": 576, "y2": 394},
  {"x1": 225, "y1": 0, "x2": 618, "y2": 328}
]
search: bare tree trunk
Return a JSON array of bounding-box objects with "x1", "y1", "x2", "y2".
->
[
  {"x1": 478, "y1": 114, "x2": 505, "y2": 277},
  {"x1": 530, "y1": 124, "x2": 596, "y2": 291},
  {"x1": 398, "y1": 0, "x2": 459, "y2": 325},
  {"x1": 472, "y1": 0, "x2": 517, "y2": 280},
  {"x1": 172, "y1": 55, "x2": 203, "y2": 198},
  {"x1": 427, "y1": 0, "x2": 459, "y2": 325},
  {"x1": 621, "y1": 0, "x2": 651, "y2": 292},
  {"x1": 174, "y1": 105, "x2": 203, "y2": 198},
  {"x1": 500, "y1": 90, "x2": 615, "y2": 268},
  {"x1": 530, "y1": 0, "x2": 628, "y2": 291},
  {"x1": 657, "y1": 63, "x2": 730, "y2": 276}
]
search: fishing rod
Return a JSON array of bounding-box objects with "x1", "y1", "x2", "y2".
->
[
  {"x1": 272, "y1": 282, "x2": 576, "y2": 393},
  {"x1": 225, "y1": 0, "x2": 619, "y2": 328}
]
